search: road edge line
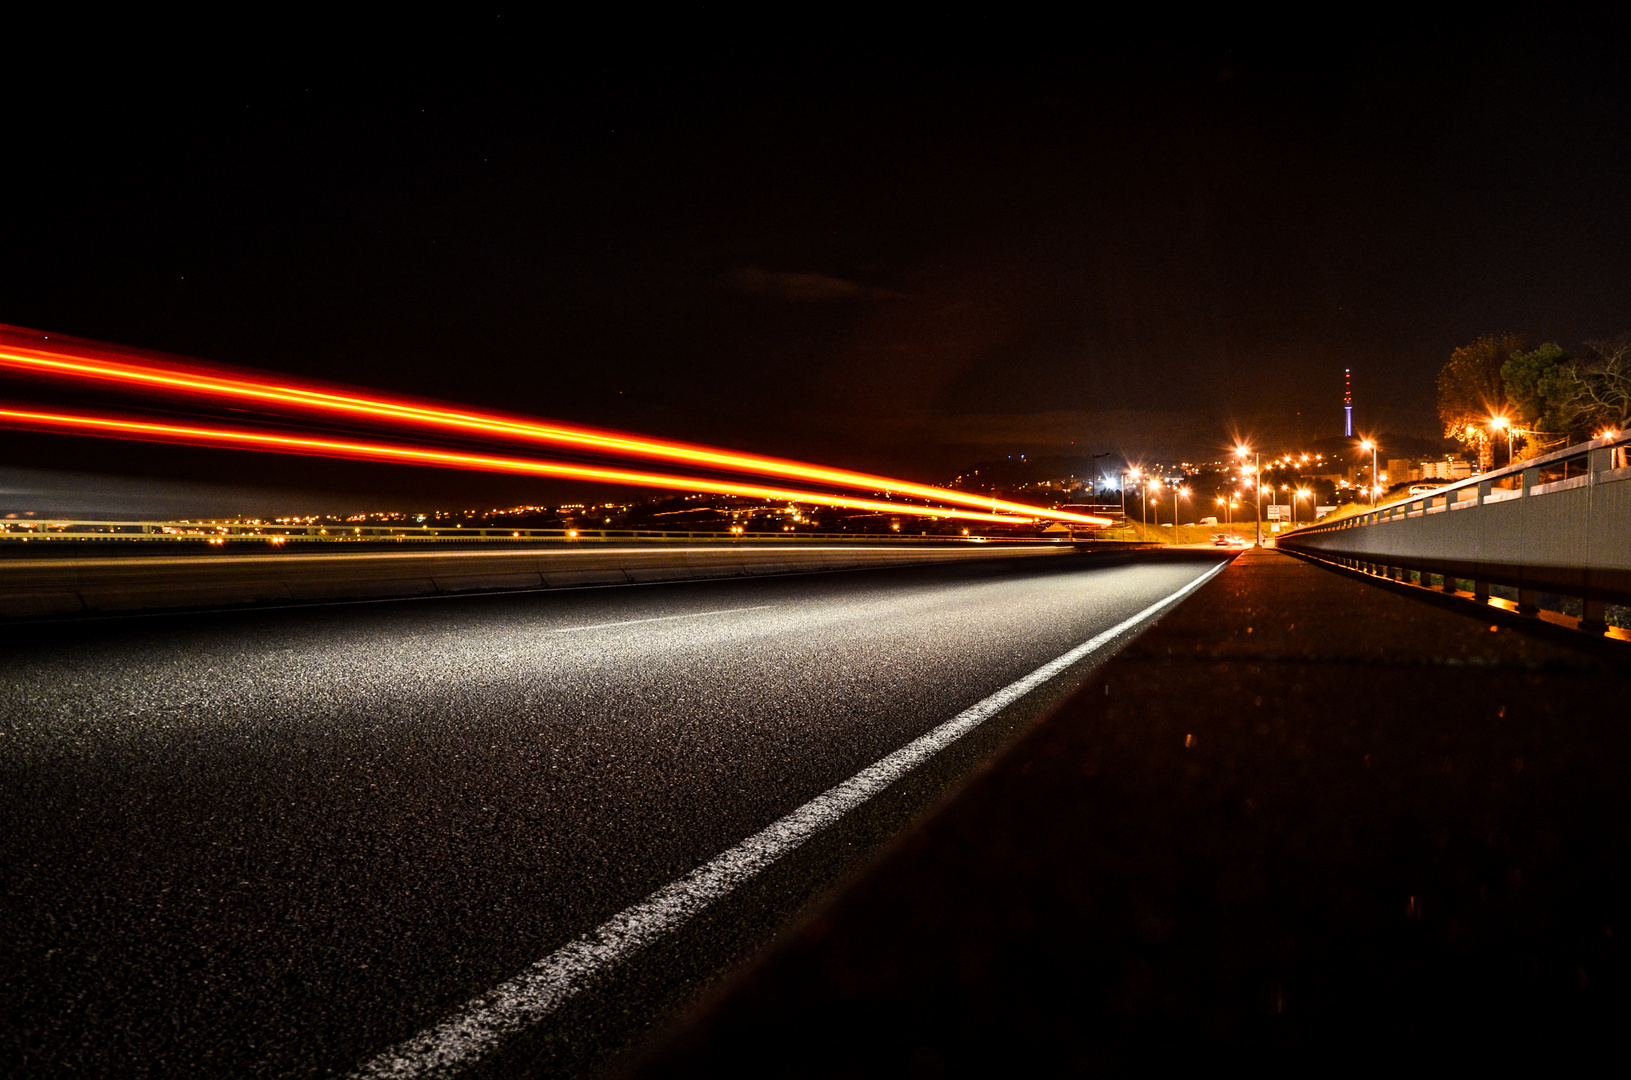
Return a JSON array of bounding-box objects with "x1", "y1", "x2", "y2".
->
[{"x1": 350, "y1": 557, "x2": 1231, "y2": 1078}]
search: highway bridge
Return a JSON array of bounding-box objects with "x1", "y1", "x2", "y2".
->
[
  {"x1": 2, "y1": 520, "x2": 1627, "y2": 1077},
  {"x1": 1, "y1": 331, "x2": 1627, "y2": 1076}
]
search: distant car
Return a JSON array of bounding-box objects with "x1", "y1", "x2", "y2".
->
[
  {"x1": 1210, "y1": 533, "x2": 1234, "y2": 546},
  {"x1": 1407, "y1": 484, "x2": 1439, "y2": 495}
]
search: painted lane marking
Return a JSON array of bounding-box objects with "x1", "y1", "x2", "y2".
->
[
  {"x1": 549, "y1": 605, "x2": 773, "y2": 633},
  {"x1": 350, "y1": 559, "x2": 1230, "y2": 1078}
]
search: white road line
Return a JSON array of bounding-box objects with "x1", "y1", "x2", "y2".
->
[
  {"x1": 549, "y1": 604, "x2": 773, "y2": 633},
  {"x1": 350, "y1": 558, "x2": 1230, "y2": 1079}
]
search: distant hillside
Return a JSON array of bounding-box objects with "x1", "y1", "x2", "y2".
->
[{"x1": 947, "y1": 455, "x2": 1111, "y2": 489}]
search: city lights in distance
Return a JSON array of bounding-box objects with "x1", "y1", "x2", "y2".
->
[
  {"x1": 0, "y1": 326, "x2": 1108, "y2": 526},
  {"x1": 0, "y1": 406, "x2": 1032, "y2": 524}
]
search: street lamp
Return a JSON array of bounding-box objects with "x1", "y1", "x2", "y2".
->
[
  {"x1": 1293, "y1": 487, "x2": 1310, "y2": 526},
  {"x1": 1090, "y1": 452, "x2": 1110, "y2": 501},
  {"x1": 1173, "y1": 485, "x2": 1188, "y2": 531},
  {"x1": 1359, "y1": 438, "x2": 1378, "y2": 506},
  {"x1": 1120, "y1": 468, "x2": 1132, "y2": 538},
  {"x1": 1489, "y1": 415, "x2": 1513, "y2": 466},
  {"x1": 1236, "y1": 445, "x2": 1261, "y2": 546}
]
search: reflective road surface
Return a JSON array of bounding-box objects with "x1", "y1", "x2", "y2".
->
[{"x1": 1, "y1": 552, "x2": 1221, "y2": 1078}]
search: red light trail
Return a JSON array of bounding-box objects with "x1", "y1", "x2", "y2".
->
[
  {"x1": 0, "y1": 328, "x2": 1111, "y2": 526},
  {"x1": 0, "y1": 406, "x2": 1034, "y2": 524}
]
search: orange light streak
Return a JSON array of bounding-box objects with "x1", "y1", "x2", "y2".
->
[
  {"x1": 0, "y1": 333, "x2": 1110, "y2": 526},
  {"x1": 0, "y1": 406, "x2": 1031, "y2": 524}
]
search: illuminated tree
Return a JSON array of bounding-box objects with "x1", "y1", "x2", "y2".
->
[
  {"x1": 1437, "y1": 333, "x2": 1524, "y2": 462},
  {"x1": 1501, "y1": 343, "x2": 1574, "y2": 450}
]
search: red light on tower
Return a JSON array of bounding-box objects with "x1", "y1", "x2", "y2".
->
[{"x1": 1344, "y1": 368, "x2": 1353, "y2": 438}]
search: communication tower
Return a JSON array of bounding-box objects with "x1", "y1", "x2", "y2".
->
[{"x1": 1344, "y1": 368, "x2": 1353, "y2": 438}]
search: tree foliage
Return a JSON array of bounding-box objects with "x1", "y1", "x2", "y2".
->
[
  {"x1": 1438, "y1": 332, "x2": 1629, "y2": 463},
  {"x1": 1501, "y1": 343, "x2": 1575, "y2": 443},
  {"x1": 1438, "y1": 333, "x2": 1523, "y2": 452}
]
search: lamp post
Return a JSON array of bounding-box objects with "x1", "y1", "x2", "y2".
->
[
  {"x1": 1360, "y1": 438, "x2": 1378, "y2": 505},
  {"x1": 1237, "y1": 445, "x2": 1262, "y2": 546},
  {"x1": 1090, "y1": 452, "x2": 1110, "y2": 502},
  {"x1": 1490, "y1": 415, "x2": 1513, "y2": 466},
  {"x1": 1120, "y1": 469, "x2": 1131, "y2": 538},
  {"x1": 1173, "y1": 485, "x2": 1187, "y2": 531}
]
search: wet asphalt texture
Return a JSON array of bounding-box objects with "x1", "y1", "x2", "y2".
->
[
  {"x1": 0, "y1": 551, "x2": 1219, "y2": 1078},
  {"x1": 628, "y1": 548, "x2": 1631, "y2": 1077}
]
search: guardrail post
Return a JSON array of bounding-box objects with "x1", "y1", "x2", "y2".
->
[
  {"x1": 1517, "y1": 588, "x2": 1541, "y2": 616},
  {"x1": 1581, "y1": 599, "x2": 1609, "y2": 635},
  {"x1": 1439, "y1": 572, "x2": 1456, "y2": 594},
  {"x1": 1475, "y1": 580, "x2": 1489, "y2": 603}
]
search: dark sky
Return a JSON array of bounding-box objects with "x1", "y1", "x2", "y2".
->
[{"x1": 2, "y1": 12, "x2": 1629, "y2": 510}]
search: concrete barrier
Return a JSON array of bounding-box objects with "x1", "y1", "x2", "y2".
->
[
  {"x1": 1279, "y1": 432, "x2": 1631, "y2": 631},
  {"x1": 0, "y1": 542, "x2": 1086, "y2": 618}
]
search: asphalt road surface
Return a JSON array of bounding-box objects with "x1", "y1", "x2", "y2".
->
[{"x1": 1, "y1": 551, "x2": 1223, "y2": 1078}]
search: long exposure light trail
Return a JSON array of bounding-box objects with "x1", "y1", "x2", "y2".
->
[
  {"x1": 0, "y1": 407, "x2": 1030, "y2": 524},
  {"x1": 0, "y1": 330, "x2": 1110, "y2": 526}
]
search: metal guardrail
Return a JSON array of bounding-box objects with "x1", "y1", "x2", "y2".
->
[
  {"x1": 1278, "y1": 431, "x2": 1631, "y2": 632},
  {"x1": 0, "y1": 519, "x2": 1078, "y2": 547}
]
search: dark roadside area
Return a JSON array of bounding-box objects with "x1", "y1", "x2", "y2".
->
[{"x1": 623, "y1": 548, "x2": 1631, "y2": 1075}]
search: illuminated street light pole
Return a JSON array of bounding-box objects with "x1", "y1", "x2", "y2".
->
[
  {"x1": 1090, "y1": 452, "x2": 1110, "y2": 502},
  {"x1": 1237, "y1": 445, "x2": 1261, "y2": 546},
  {"x1": 1490, "y1": 415, "x2": 1512, "y2": 466},
  {"x1": 1120, "y1": 470, "x2": 1129, "y2": 538},
  {"x1": 1360, "y1": 438, "x2": 1378, "y2": 506}
]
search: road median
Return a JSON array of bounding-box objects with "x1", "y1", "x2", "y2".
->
[{"x1": 0, "y1": 541, "x2": 1101, "y2": 618}]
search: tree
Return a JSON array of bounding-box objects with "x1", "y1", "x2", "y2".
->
[
  {"x1": 1501, "y1": 343, "x2": 1576, "y2": 449},
  {"x1": 1561, "y1": 334, "x2": 1631, "y2": 435},
  {"x1": 1438, "y1": 333, "x2": 1524, "y2": 461}
]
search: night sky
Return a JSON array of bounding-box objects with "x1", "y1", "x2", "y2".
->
[{"x1": 3, "y1": 12, "x2": 1629, "y2": 510}]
